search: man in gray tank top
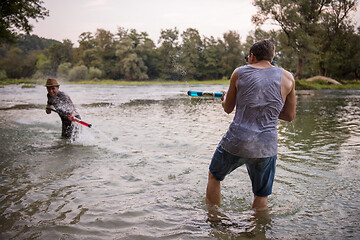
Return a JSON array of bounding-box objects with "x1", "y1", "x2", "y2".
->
[{"x1": 206, "y1": 40, "x2": 296, "y2": 211}]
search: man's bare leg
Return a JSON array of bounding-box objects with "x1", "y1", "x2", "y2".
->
[
  {"x1": 252, "y1": 195, "x2": 268, "y2": 211},
  {"x1": 206, "y1": 171, "x2": 221, "y2": 206}
]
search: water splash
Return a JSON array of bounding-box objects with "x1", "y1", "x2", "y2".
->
[
  {"x1": 71, "y1": 125, "x2": 96, "y2": 146},
  {"x1": 72, "y1": 124, "x2": 123, "y2": 153},
  {"x1": 91, "y1": 126, "x2": 113, "y2": 142}
]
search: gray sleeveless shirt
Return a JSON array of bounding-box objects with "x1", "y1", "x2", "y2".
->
[{"x1": 219, "y1": 65, "x2": 284, "y2": 158}]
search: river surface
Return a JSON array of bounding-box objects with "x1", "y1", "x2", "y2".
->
[{"x1": 0, "y1": 84, "x2": 359, "y2": 239}]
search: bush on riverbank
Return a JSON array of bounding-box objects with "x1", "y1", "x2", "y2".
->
[{"x1": 0, "y1": 78, "x2": 43, "y2": 85}]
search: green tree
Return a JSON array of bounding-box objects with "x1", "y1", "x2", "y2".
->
[
  {"x1": 34, "y1": 53, "x2": 53, "y2": 78},
  {"x1": 180, "y1": 28, "x2": 203, "y2": 80},
  {"x1": 82, "y1": 48, "x2": 102, "y2": 69},
  {"x1": 0, "y1": 0, "x2": 49, "y2": 43},
  {"x1": 0, "y1": 46, "x2": 23, "y2": 78},
  {"x1": 0, "y1": 42, "x2": 40, "y2": 78},
  {"x1": 116, "y1": 37, "x2": 148, "y2": 80},
  {"x1": 78, "y1": 32, "x2": 96, "y2": 49},
  {"x1": 252, "y1": 0, "x2": 358, "y2": 79},
  {"x1": 276, "y1": 31, "x2": 298, "y2": 73},
  {"x1": 135, "y1": 36, "x2": 160, "y2": 79},
  {"x1": 21, "y1": 49, "x2": 40, "y2": 77},
  {"x1": 252, "y1": 0, "x2": 327, "y2": 78},
  {"x1": 15, "y1": 34, "x2": 59, "y2": 54},
  {"x1": 74, "y1": 32, "x2": 96, "y2": 66},
  {"x1": 320, "y1": 26, "x2": 360, "y2": 79},
  {"x1": 314, "y1": 0, "x2": 358, "y2": 78},
  {"x1": 47, "y1": 39, "x2": 74, "y2": 73},
  {"x1": 157, "y1": 28, "x2": 180, "y2": 80},
  {"x1": 202, "y1": 36, "x2": 226, "y2": 79},
  {"x1": 94, "y1": 28, "x2": 117, "y2": 79},
  {"x1": 221, "y1": 31, "x2": 243, "y2": 77}
]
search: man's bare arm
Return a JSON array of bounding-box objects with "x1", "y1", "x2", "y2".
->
[
  {"x1": 222, "y1": 69, "x2": 238, "y2": 114},
  {"x1": 279, "y1": 70, "x2": 296, "y2": 122}
]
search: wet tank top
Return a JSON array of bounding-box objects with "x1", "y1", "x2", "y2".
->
[{"x1": 219, "y1": 65, "x2": 284, "y2": 158}]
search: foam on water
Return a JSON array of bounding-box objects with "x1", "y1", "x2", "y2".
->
[
  {"x1": 71, "y1": 125, "x2": 96, "y2": 146},
  {"x1": 71, "y1": 124, "x2": 124, "y2": 154}
]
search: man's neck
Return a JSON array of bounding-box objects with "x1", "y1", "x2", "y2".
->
[{"x1": 249, "y1": 60, "x2": 273, "y2": 69}]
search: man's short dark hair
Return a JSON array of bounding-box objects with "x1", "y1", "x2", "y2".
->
[{"x1": 249, "y1": 40, "x2": 275, "y2": 61}]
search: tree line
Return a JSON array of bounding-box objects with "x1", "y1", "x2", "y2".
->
[{"x1": 0, "y1": 0, "x2": 359, "y2": 82}]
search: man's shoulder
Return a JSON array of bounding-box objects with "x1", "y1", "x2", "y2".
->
[
  {"x1": 236, "y1": 65, "x2": 251, "y2": 75},
  {"x1": 57, "y1": 91, "x2": 69, "y2": 98},
  {"x1": 281, "y1": 69, "x2": 295, "y2": 81},
  {"x1": 238, "y1": 65, "x2": 250, "y2": 70},
  {"x1": 281, "y1": 69, "x2": 295, "y2": 92}
]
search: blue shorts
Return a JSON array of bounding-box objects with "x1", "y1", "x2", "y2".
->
[{"x1": 209, "y1": 146, "x2": 277, "y2": 197}]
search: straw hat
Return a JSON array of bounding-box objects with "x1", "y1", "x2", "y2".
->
[{"x1": 45, "y1": 78, "x2": 60, "y2": 87}]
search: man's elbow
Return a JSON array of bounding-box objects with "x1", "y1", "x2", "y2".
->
[
  {"x1": 222, "y1": 102, "x2": 234, "y2": 114},
  {"x1": 223, "y1": 106, "x2": 234, "y2": 114},
  {"x1": 280, "y1": 112, "x2": 296, "y2": 122},
  {"x1": 285, "y1": 115, "x2": 296, "y2": 122}
]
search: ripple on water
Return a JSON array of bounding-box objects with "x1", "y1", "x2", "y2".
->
[{"x1": 0, "y1": 87, "x2": 359, "y2": 239}]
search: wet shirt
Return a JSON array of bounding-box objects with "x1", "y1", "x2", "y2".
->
[
  {"x1": 219, "y1": 65, "x2": 284, "y2": 158},
  {"x1": 47, "y1": 91, "x2": 80, "y2": 139},
  {"x1": 47, "y1": 91, "x2": 77, "y2": 119}
]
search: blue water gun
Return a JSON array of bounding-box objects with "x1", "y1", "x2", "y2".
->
[{"x1": 187, "y1": 90, "x2": 223, "y2": 98}]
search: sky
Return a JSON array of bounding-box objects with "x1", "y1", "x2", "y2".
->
[{"x1": 30, "y1": 0, "x2": 360, "y2": 46}]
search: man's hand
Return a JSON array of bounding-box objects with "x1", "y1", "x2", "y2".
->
[
  {"x1": 66, "y1": 111, "x2": 76, "y2": 121},
  {"x1": 221, "y1": 91, "x2": 226, "y2": 101},
  {"x1": 66, "y1": 114, "x2": 74, "y2": 121},
  {"x1": 46, "y1": 105, "x2": 54, "y2": 114}
]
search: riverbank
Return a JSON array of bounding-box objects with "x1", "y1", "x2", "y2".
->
[
  {"x1": 0, "y1": 78, "x2": 229, "y2": 86},
  {"x1": 1, "y1": 78, "x2": 360, "y2": 89},
  {"x1": 296, "y1": 79, "x2": 360, "y2": 90}
]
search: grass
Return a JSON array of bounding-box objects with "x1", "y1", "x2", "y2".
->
[
  {"x1": 21, "y1": 84, "x2": 36, "y2": 88},
  {"x1": 1, "y1": 78, "x2": 360, "y2": 90},
  {"x1": 0, "y1": 78, "x2": 230, "y2": 86},
  {"x1": 75, "y1": 79, "x2": 230, "y2": 85},
  {"x1": 295, "y1": 79, "x2": 360, "y2": 90},
  {"x1": 0, "y1": 78, "x2": 43, "y2": 85}
]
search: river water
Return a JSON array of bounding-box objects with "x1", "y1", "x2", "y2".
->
[{"x1": 0, "y1": 84, "x2": 359, "y2": 239}]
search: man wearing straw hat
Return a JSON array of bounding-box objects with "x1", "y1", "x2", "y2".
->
[{"x1": 45, "y1": 78, "x2": 81, "y2": 140}]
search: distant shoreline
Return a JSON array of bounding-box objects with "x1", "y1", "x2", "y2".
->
[
  {"x1": 0, "y1": 79, "x2": 229, "y2": 86},
  {"x1": 1, "y1": 78, "x2": 360, "y2": 90}
]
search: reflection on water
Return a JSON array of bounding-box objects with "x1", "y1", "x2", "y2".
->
[
  {"x1": 0, "y1": 85, "x2": 359, "y2": 239},
  {"x1": 206, "y1": 206, "x2": 272, "y2": 239}
]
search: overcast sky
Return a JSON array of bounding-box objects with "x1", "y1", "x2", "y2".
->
[{"x1": 30, "y1": 0, "x2": 360, "y2": 46}]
